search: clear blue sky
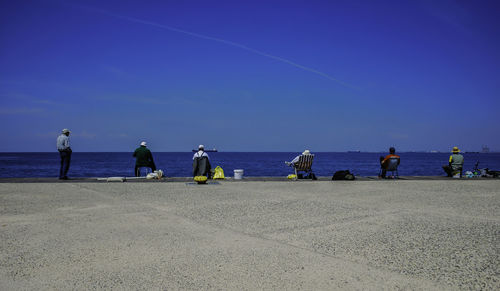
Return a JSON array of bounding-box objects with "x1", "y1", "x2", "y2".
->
[{"x1": 1, "y1": 0, "x2": 499, "y2": 152}]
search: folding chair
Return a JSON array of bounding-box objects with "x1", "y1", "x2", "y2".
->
[
  {"x1": 383, "y1": 157, "x2": 399, "y2": 179},
  {"x1": 293, "y1": 154, "x2": 315, "y2": 178}
]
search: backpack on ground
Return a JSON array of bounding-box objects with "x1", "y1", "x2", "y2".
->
[
  {"x1": 212, "y1": 166, "x2": 225, "y2": 179},
  {"x1": 332, "y1": 170, "x2": 355, "y2": 180}
]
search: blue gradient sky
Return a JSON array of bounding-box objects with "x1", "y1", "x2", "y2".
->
[{"x1": 1, "y1": 0, "x2": 499, "y2": 152}]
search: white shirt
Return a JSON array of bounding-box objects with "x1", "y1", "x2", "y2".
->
[
  {"x1": 290, "y1": 155, "x2": 301, "y2": 164},
  {"x1": 290, "y1": 154, "x2": 312, "y2": 164},
  {"x1": 193, "y1": 151, "x2": 209, "y2": 160}
]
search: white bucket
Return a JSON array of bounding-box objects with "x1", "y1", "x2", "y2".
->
[{"x1": 234, "y1": 169, "x2": 244, "y2": 180}]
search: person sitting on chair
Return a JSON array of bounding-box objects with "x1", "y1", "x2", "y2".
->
[
  {"x1": 193, "y1": 144, "x2": 211, "y2": 178},
  {"x1": 285, "y1": 149, "x2": 316, "y2": 179},
  {"x1": 442, "y1": 146, "x2": 464, "y2": 177},
  {"x1": 133, "y1": 141, "x2": 156, "y2": 177},
  {"x1": 379, "y1": 147, "x2": 400, "y2": 178},
  {"x1": 286, "y1": 149, "x2": 312, "y2": 167}
]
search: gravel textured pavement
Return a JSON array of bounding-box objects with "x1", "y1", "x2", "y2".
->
[{"x1": 0, "y1": 180, "x2": 499, "y2": 290}]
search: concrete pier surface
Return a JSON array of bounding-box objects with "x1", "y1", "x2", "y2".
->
[{"x1": 1, "y1": 180, "x2": 499, "y2": 290}]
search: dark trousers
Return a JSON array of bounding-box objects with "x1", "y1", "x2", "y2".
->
[{"x1": 59, "y1": 151, "x2": 71, "y2": 178}]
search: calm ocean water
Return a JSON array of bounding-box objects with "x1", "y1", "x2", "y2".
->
[{"x1": 0, "y1": 152, "x2": 499, "y2": 178}]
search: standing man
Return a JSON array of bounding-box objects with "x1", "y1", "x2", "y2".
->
[
  {"x1": 57, "y1": 128, "x2": 72, "y2": 180},
  {"x1": 443, "y1": 146, "x2": 464, "y2": 177},
  {"x1": 133, "y1": 141, "x2": 156, "y2": 177}
]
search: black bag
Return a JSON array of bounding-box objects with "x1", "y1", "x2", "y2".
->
[
  {"x1": 345, "y1": 173, "x2": 355, "y2": 180},
  {"x1": 486, "y1": 169, "x2": 500, "y2": 178},
  {"x1": 332, "y1": 170, "x2": 355, "y2": 180}
]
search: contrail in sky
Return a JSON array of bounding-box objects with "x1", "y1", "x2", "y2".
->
[{"x1": 85, "y1": 6, "x2": 356, "y2": 89}]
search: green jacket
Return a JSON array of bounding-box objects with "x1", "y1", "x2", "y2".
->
[{"x1": 133, "y1": 146, "x2": 156, "y2": 168}]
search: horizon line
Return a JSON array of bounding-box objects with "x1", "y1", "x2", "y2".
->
[{"x1": 0, "y1": 151, "x2": 496, "y2": 154}]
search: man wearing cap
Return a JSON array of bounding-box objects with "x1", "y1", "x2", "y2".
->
[
  {"x1": 443, "y1": 146, "x2": 464, "y2": 177},
  {"x1": 192, "y1": 145, "x2": 209, "y2": 160},
  {"x1": 286, "y1": 149, "x2": 312, "y2": 166},
  {"x1": 285, "y1": 150, "x2": 316, "y2": 179},
  {"x1": 57, "y1": 128, "x2": 72, "y2": 180},
  {"x1": 133, "y1": 141, "x2": 156, "y2": 177},
  {"x1": 192, "y1": 145, "x2": 211, "y2": 177}
]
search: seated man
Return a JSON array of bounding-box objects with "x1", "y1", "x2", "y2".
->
[
  {"x1": 286, "y1": 149, "x2": 311, "y2": 166},
  {"x1": 442, "y1": 146, "x2": 464, "y2": 177},
  {"x1": 193, "y1": 145, "x2": 211, "y2": 178},
  {"x1": 133, "y1": 141, "x2": 156, "y2": 177},
  {"x1": 379, "y1": 147, "x2": 400, "y2": 178},
  {"x1": 285, "y1": 150, "x2": 316, "y2": 179}
]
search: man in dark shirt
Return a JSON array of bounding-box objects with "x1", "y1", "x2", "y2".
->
[{"x1": 133, "y1": 141, "x2": 156, "y2": 177}]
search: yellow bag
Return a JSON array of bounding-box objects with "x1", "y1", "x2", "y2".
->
[
  {"x1": 194, "y1": 176, "x2": 208, "y2": 184},
  {"x1": 287, "y1": 174, "x2": 297, "y2": 180},
  {"x1": 213, "y1": 166, "x2": 225, "y2": 179}
]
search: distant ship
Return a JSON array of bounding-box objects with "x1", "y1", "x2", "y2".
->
[
  {"x1": 347, "y1": 150, "x2": 361, "y2": 153},
  {"x1": 192, "y1": 148, "x2": 218, "y2": 152},
  {"x1": 466, "y1": 145, "x2": 490, "y2": 154}
]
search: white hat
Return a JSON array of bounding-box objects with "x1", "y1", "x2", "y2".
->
[
  {"x1": 62, "y1": 128, "x2": 70, "y2": 134},
  {"x1": 198, "y1": 144, "x2": 204, "y2": 150},
  {"x1": 302, "y1": 149, "x2": 311, "y2": 155},
  {"x1": 140, "y1": 141, "x2": 147, "y2": 146}
]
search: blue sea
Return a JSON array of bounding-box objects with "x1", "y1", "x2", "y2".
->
[{"x1": 0, "y1": 152, "x2": 499, "y2": 178}]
